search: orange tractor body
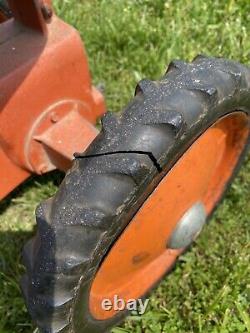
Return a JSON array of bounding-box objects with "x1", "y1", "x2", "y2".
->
[{"x1": 0, "y1": 0, "x2": 105, "y2": 199}]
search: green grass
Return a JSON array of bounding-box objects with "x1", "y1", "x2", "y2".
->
[{"x1": 0, "y1": 0, "x2": 249, "y2": 332}]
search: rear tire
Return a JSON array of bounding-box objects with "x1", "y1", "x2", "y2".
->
[{"x1": 22, "y1": 56, "x2": 250, "y2": 333}]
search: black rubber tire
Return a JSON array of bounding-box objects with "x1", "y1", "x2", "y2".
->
[{"x1": 22, "y1": 56, "x2": 250, "y2": 333}]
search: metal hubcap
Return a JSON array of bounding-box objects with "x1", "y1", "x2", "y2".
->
[{"x1": 168, "y1": 202, "x2": 207, "y2": 249}]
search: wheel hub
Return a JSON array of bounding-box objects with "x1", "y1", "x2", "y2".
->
[{"x1": 168, "y1": 201, "x2": 206, "y2": 249}]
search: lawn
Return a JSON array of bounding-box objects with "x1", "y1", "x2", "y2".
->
[{"x1": 0, "y1": 0, "x2": 249, "y2": 332}]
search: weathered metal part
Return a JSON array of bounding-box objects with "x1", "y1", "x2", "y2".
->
[
  {"x1": 31, "y1": 108, "x2": 99, "y2": 173},
  {"x1": 7, "y1": 0, "x2": 47, "y2": 33},
  {"x1": 0, "y1": 148, "x2": 30, "y2": 199},
  {"x1": 0, "y1": 1, "x2": 105, "y2": 199},
  {"x1": 168, "y1": 202, "x2": 207, "y2": 249}
]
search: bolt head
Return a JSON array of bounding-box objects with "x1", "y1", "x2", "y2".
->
[{"x1": 50, "y1": 112, "x2": 59, "y2": 123}]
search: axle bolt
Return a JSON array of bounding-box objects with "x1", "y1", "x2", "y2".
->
[
  {"x1": 39, "y1": 164, "x2": 48, "y2": 174},
  {"x1": 50, "y1": 112, "x2": 59, "y2": 123}
]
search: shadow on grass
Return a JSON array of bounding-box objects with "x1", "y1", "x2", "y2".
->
[
  {"x1": 0, "y1": 171, "x2": 64, "y2": 215},
  {"x1": 0, "y1": 229, "x2": 34, "y2": 333}
]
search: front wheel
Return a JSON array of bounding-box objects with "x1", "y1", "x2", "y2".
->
[{"x1": 22, "y1": 56, "x2": 249, "y2": 333}]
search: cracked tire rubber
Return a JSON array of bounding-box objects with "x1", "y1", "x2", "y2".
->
[{"x1": 22, "y1": 56, "x2": 250, "y2": 333}]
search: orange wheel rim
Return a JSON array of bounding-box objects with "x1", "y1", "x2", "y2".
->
[{"x1": 90, "y1": 112, "x2": 249, "y2": 320}]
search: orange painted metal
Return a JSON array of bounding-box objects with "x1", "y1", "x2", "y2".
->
[
  {"x1": 8, "y1": 0, "x2": 47, "y2": 33},
  {"x1": 0, "y1": 13, "x2": 5, "y2": 22},
  {"x1": 0, "y1": 10, "x2": 6, "y2": 23},
  {"x1": 32, "y1": 108, "x2": 99, "y2": 173},
  {"x1": 0, "y1": 147, "x2": 30, "y2": 199},
  {"x1": 90, "y1": 112, "x2": 249, "y2": 320},
  {"x1": 0, "y1": 0, "x2": 105, "y2": 199}
]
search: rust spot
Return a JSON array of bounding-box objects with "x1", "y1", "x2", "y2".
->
[{"x1": 132, "y1": 252, "x2": 150, "y2": 264}]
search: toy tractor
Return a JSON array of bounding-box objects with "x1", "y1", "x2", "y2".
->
[{"x1": 0, "y1": 1, "x2": 249, "y2": 332}]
